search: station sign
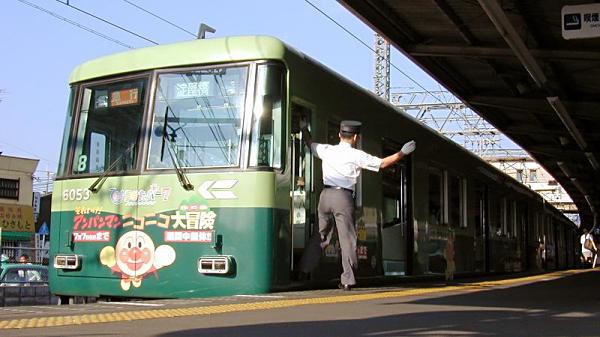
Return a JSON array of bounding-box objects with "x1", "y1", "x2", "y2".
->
[{"x1": 562, "y1": 4, "x2": 600, "y2": 39}]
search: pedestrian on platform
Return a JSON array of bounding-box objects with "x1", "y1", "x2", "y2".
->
[
  {"x1": 536, "y1": 239, "x2": 544, "y2": 270},
  {"x1": 298, "y1": 119, "x2": 416, "y2": 290},
  {"x1": 444, "y1": 229, "x2": 456, "y2": 283},
  {"x1": 580, "y1": 228, "x2": 597, "y2": 268}
]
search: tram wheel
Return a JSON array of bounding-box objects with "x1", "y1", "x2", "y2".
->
[{"x1": 57, "y1": 295, "x2": 73, "y2": 305}]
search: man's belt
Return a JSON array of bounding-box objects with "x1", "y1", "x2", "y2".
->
[{"x1": 323, "y1": 185, "x2": 353, "y2": 193}]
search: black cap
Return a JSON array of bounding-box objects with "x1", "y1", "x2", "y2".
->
[{"x1": 340, "y1": 120, "x2": 361, "y2": 135}]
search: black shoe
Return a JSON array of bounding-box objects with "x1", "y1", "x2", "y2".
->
[{"x1": 338, "y1": 283, "x2": 353, "y2": 291}]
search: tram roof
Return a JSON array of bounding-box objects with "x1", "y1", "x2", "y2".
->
[
  {"x1": 339, "y1": 0, "x2": 600, "y2": 228},
  {"x1": 69, "y1": 35, "x2": 293, "y2": 84}
]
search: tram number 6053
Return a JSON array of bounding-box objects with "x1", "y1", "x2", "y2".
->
[{"x1": 63, "y1": 188, "x2": 91, "y2": 201}]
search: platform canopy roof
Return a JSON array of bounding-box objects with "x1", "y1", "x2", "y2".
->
[{"x1": 339, "y1": 0, "x2": 600, "y2": 228}]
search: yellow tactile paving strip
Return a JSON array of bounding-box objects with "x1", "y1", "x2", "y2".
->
[{"x1": 0, "y1": 269, "x2": 587, "y2": 329}]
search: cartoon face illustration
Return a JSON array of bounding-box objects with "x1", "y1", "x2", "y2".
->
[
  {"x1": 115, "y1": 231, "x2": 155, "y2": 276},
  {"x1": 100, "y1": 230, "x2": 176, "y2": 291}
]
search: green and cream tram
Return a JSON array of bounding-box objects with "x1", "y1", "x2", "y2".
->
[{"x1": 50, "y1": 36, "x2": 577, "y2": 300}]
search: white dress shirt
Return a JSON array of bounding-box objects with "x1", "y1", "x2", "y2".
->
[
  {"x1": 311, "y1": 141, "x2": 382, "y2": 191},
  {"x1": 581, "y1": 233, "x2": 595, "y2": 254}
]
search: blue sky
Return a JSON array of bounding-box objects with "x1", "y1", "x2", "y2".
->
[{"x1": 0, "y1": 0, "x2": 442, "y2": 173}]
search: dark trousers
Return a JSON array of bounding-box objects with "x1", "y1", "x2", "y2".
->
[{"x1": 299, "y1": 188, "x2": 357, "y2": 285}]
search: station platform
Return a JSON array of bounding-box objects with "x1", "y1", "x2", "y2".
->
[{"x1": 1, "y1": 269, "x2": 599, "y2": 336}]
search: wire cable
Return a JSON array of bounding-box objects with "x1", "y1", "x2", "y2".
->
[
  {"x1": 15, "y1": 0, "x2": 134, "y2": 49},
  {"x1": 303, "y1": 0, "x2": 450, "y2": 107},
  {"x1": 55, "y1": 0, "x2": 158, "y2": 45},
  {"x1": 121, "y1": 0, "x2": 196, "y2": 37},
  {"x1": 0, "y1": 140, "x2": 58, "y2": 165}
]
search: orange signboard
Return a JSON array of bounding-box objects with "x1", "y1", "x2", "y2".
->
[
  {"x1": 110, "y1": 88, "x2": 139, "y2": 107},
  {"x1": 0, "y1": 204, "x2": 35, "y2": 232}
]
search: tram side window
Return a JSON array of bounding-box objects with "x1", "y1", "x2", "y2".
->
[
  {"x1": 489, "y1": 193, "x2": 500, "y2": 236},
  {"x1": 473, "y1": 182, "x2": 486, "y2": 237},
  {"x1": 57, "y1": 87, "x2": 76, "y2": 177},
  {"x1": 448, "y1": 174, "x2": 466, "y2": 228},
  {"x1": 545, "y1": 217, "x2": 552, "y2": 245},
  {"x1": 511, "y1": 201, "x2": 518, "y2": 237},
  {"x1": 500, "y1": 197, "x2": 508, "y2": 236},
  {"x1": 535, "y1": 212, "x2": 541, "y2": 241},
  {"x1": 516, "y1": 202, "x2": 525, "y2": 238},
  {"x1": 249, "y1": 64, "x2": 285, "y2": 168},
  {"x1": 72, "y1": 79, "x2": 147, "y2": 175},
  {"x1": 382, "y1": 141, "x2": 408, "y2": 230},
  {"x1": 506, "y1": 200, "x2": 516, "y2": 237},
  {"x1": 428, "y1": 168, "x2": 443, "y2": 225}
]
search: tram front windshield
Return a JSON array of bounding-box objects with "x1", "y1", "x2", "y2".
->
[
  {"x1": 148, "y1": 66, "x2": 248, "y2": 169},
  {"x1": 60, "y1": 63, "x2": 284, "y2": 177}
]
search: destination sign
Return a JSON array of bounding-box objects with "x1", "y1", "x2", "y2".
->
[{"x1": 110, "y1": 88, "x2": 140, "y2": 107}]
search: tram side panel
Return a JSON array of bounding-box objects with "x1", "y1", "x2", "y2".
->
[
  {"x1": 287, "y1": 51, "x2": 576, "y2": 279},
  {"x1": 289, "y1": 53, "x2": 529, "y2": 277}
]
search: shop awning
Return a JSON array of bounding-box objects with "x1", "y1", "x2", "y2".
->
[{"x1": 0, "y1": 231, "x2": 33, "y2": 241}]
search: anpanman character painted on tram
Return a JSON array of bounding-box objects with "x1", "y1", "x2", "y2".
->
[{"x1": 99, "y1": 231, "x2": 176, "y2": 291}]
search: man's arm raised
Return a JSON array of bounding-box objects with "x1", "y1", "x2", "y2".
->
[{"x1": 380, "y1": 140, "x2": 416, "y2": 169}]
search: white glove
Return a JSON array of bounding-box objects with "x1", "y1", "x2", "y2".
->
[
  {"x1": 401, "y1": 140, "x2": 416, "y2": 155},
  {"x1": 299, "y1": 119, "x2": 308, "y2": 130}
]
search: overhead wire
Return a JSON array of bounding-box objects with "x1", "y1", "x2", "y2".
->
[
  {"x1": 303, "y1": 0, "x2": 451, "y2": 107},
  {"x1": 0, "y1": 140, "x2": 57, "y2": 165},
  {"x1": 19, "y1": 0, "x2": 449, "y2": 165},
  {"x1": 54, "y1": 0, "x2": 158, "y2": 45},
  {"x1": 117, "y1": 1, "x2": 235, "y2": 164},
  {"x1": 15, "y1": 0, "x2": 134, "y2": 49},
  {"x1": 121, "y1": 0, "x2": 196, "y2": 37}
]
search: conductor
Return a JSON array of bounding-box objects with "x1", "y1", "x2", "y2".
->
[{"x1": 299, "y1": 120, "x2": 416, "y2": 290}]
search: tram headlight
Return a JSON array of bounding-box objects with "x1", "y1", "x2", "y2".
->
[
  {"x1": 198, "y1": 256, "x2": 234, "y2": 275},
  {"x1": 54, "y1": 254, "x2": 81, "y2": 270}
]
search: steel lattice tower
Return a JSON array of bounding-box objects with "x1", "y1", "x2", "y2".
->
[
  {"x1": 373, "y1": 34, "x2": 390, "y2": 101},
  {"x1": 371, "y1": 36, "x2": 575, "y2": 217}
]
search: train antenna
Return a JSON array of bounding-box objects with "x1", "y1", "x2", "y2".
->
[{"x1": 197, "y1": 23, "x2": 215, "y2": 39}]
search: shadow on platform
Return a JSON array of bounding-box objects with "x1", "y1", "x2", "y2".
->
[{"x1": 157, "y1": 270, "x2": 600, "y2": 337}]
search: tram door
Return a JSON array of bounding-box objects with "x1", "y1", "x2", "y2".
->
[
  {"x1": 290, "y1": 103, "x2": 314, "y2": 273},
  {"x1": 380, "y1": 140, "x2": 411, "y2": 276}
]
